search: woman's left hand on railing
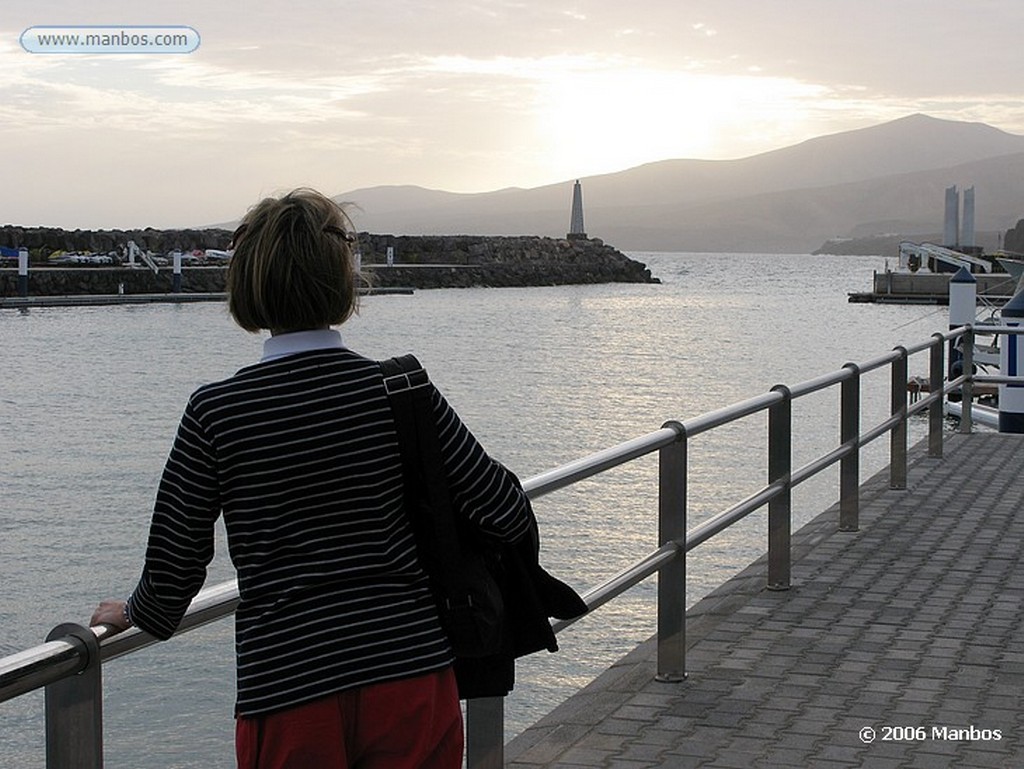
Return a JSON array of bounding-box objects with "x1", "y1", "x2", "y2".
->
[{"x1": 90, "y1": 599, "x2": 130, "y2": 632}]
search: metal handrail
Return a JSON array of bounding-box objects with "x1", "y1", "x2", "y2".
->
[
  {"x1": 551, "y1": 542, "x2": 681, "y2": 635},
  {"x1": 522, "y1": 426, "x2": 680, "y2": 498},
  {"x1": 6, "y1": 324, "x2": 1024, "y2": 768},
  {"x1": 679, "y1": 390, "x2": 784, "y2": 438}
]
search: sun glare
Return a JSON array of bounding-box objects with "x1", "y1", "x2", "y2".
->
[{"x1": 535, "y1": 64, "x2": 829, "y2": 175}]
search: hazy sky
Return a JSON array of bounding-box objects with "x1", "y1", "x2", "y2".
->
[{"x1": 5, "y1": 1, "x2": 1024, "y2": 229}]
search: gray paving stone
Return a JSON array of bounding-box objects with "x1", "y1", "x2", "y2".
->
[
  {"x1": 710, "y1": 752, "x2": 770, "y2": 769},
  {"x1": 503, "y1": 434, "x2": 1024, "y2": 769},
  {"x1": 594, "y1": 719, "x2": 648, "y2": 737},
  {"x1": 754, "y1": 747, "x2": 817, "y2": 767}
]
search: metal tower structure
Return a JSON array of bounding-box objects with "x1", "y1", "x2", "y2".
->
[
  {"x1": 962, "y1": 186, "x2": 976, "y2": 248},
  {"x1": 944, "y1": 185, "x2": 959, "y2": 248}
]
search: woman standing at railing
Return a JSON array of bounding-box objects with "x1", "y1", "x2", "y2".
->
[{"x1": 91, "y1": 189, "x2": 533, "y2": 768}]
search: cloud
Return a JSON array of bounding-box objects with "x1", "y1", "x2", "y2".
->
[
  {"x1": 4, "y1": 0, "x2": 1024, "y2": 228},
  {"x1": 0, "y1": 44, "x2": 389, "y2": 142}
]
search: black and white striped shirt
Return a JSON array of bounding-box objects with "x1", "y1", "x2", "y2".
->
[{"x1": 126, "y1": 331, "x2": 531, "y2": 715}]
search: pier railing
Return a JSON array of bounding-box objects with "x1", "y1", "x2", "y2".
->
[{"x1": 1, "y1": 325, "x2": 1017, "y2": 768}]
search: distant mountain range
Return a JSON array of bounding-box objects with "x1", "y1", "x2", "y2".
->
[{"x1": 335, "y1": 114, "x2": 1024, "y2": 254}]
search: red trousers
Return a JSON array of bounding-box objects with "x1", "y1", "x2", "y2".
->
[{"x1": 235, "y1": 668, "x2": 463, "y2": 769}]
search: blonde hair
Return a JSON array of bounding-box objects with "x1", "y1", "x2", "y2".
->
[{"x1": 227, "y1": 188, "x2": 360, "y2": 333}]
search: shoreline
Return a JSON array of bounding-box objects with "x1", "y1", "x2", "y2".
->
[
  {"x1": 0, "y1": 286, "x2": 414, "y2": 309},
  {"x1": 1, "y1": 234, "x2": 659, "y2": 298}
]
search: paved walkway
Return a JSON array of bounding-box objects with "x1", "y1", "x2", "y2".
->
[{"x1": 506, "y1": 432, "x2": 1024, "y2": 768}]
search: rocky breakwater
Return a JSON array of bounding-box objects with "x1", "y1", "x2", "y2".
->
[
  {"x1": 358, "y1": 234, "x2": 658, "y2": 288},
  {"x1": 1, "y1": 230, "x2": 658, "y2": 297},
  {"x1": 0, "y1": 224, "x2": 231, "y2": 254}
]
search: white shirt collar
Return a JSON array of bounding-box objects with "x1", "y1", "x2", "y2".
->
[{"x1": 260, "y1": 329, "x2": 345, "y2": 362}]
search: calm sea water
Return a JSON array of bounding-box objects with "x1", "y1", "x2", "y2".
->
[{"x1": 1, "y1": 253, "x2": 941, "y2": 767}]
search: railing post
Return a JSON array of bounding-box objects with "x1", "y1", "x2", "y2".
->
[
  {"x1": 45, "y1": 623, "x2": 102, "y2": 769},
  {"x1": 890, "y1": 346, "x2": 908, "y2": 490},
  {"x1": 959, "y1": 327, "x2": 974, "y2": 434},
  {"x1": 656, "y1": 420, "x2": 686, "y2": 682},
  {"x1": 929, "y1": 333, "x2": 945, "y2": 457},
  {"x1": 839, "y1": 363, "x2": 860, "y2": 532},
  {"x1": 767, "y1": 385, "x2": 791, "y2": 590},
  {"x1": 465, "y1": 696, "x2": 504, "y2": 769}
]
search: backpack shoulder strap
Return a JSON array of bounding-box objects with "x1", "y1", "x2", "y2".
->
[
  {"x1": 380, "y1": 353, "x2": 426, "y2": 394},
  {"x1": 379, "y1": 355, "x2": 466, "y2": 592}
]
